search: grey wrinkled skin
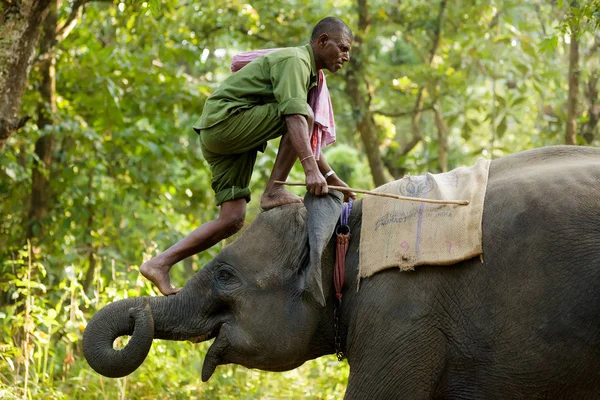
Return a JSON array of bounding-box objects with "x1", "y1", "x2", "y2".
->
[{"x1": 84, "y1": 145, "x2": 600, "y2": 399}]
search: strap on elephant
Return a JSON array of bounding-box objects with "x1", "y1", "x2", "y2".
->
[{"x1": 333, "y1": 198, "x2": 352, "y2": 361}]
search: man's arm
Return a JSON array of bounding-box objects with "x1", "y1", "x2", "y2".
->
[
  {"x1": 316, "y1": 152, "x2": 357, "y2": 201},
  {"x1": 285, "y1": 114, "x2": 328, "y2": 196}
]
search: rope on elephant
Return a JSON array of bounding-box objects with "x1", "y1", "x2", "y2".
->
[{"x1": 274, "y1": 181, "x2": 470, "y2": 205}]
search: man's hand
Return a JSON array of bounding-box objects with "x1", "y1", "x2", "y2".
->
[
  {"x1": 313, "y1": 151, "x2": 355, "y2": 201},
  {"x1": 303, "y1": 160, "x2": 329, "y2": 196},
  {"x1": 283, "y1": 114, "x2": 329, "y2": 196}
]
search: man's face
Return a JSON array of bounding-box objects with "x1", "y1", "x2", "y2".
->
[{"x1": 316, "y1": 32, "x2": 352, "y2": 73}]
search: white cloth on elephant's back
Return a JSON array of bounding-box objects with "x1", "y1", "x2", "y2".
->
[{"x1": 359, "y1": 158, "x2": 491, "y2": 282}]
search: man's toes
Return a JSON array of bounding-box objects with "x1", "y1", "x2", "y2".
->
[{"x1": 162, "y1": 287, "x2": 181, "y2": 296}]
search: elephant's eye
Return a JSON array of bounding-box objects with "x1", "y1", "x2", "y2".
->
[
  {"x1": 214, "y1": 264, "x2": 241, "y2": 290},
  {"x1": 218, "y1": 270, "x2": 233, "y2": 282}
]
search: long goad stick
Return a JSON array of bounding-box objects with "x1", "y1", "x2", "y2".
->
[{"x1": 274, "y1": 181, "x2": 470, "y2": 206}]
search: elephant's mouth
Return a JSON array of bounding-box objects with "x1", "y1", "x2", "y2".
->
[
  {"x1": 201, "y1": 323, "x2": 231, "y2": 382},
  {"x1": 188, "y1": 323, "x2": 222, "y2": 344}
]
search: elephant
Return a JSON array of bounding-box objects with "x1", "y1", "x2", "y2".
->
[{"x1": 84, "y1": 145, "x2": 600, "y2": 399}]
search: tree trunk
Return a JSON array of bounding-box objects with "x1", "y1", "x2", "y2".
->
[
  {"x1": 345, "y1": 0, "x2": 390, "y2": 187},
  {"x1": 413, "y1": 0, "x2": 447, "y2": 162},
  {"x1": 27, "y1": 0, "x2": 57, "y2": 240},
  {"x1": 433, "y1": 104, "x2": 448, "y2": 172},
  {"x1": 382, "y1": 0, "x2": 447, "y2": 179},
  {"x1": 582, "y1": 71, "x2": 598, "y2": 144},
  {"x1": 0, "y1": 0, "x2": 53, "y2": 151},
  {"x1": 566, "y1": 28, "x2": 579, "y2": 145}
]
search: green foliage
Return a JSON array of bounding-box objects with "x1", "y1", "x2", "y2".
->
[
  {"x1": 323, "y1": 144, "x2": 373, "y2": 189},
  {"x1": 556, "y1": 0, "x2": 600, "y2": 35},
  {"x1": 364, "y1": 0, "x2": 598, "y2": 174},
  {"x1": 1, "y1": 2, "x2": 353, "y2": 398},
  {"x1": 0, "y1": 245, "x2": 349, "y2": 399}
]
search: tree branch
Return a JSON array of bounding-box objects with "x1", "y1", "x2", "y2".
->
[
  {"x1": 534, "y1": 3, "x2": 547, "y2": 36},
  {"x1": 36, "y1": 0, "x2": 113, "y2": 63},
  {"x1": 427, "y1": 0, "x2": 447, "y2": 64},
  {"x1": 61, "y1": 0, "x2": 115, "y2": 34},
  {"x1": 56, "y1": 0, "x2": 87, "y2": 41},
  {"x1": 373, "y1": 105, "x2": 435, "y2": 118},
  {"x1": 0, "y1": 116, "x2": 31, "y2": 148},
  {"x1": 236, "y1": 28, "x2": 279, "y2": 44},
  {"x1": 406, "y1": 0, "x2": 445, "y2": 161}
]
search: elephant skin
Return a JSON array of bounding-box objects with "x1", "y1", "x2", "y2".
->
[{"x1": 84, "y1": 145, "x2": 600, "y2": 399}]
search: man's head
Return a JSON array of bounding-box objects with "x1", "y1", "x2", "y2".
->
[{"x1": 310, "y1": 17, "x2": 353, "y2": 73}]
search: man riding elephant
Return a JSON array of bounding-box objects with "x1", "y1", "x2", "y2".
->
[
  {"x1": 141, "y1": 17, "x2": 356, "y2": 295},
  {"x1": 85, "y1": 146, "x2": 600, "y2": 398}
]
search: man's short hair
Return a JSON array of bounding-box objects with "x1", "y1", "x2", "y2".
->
[{"x1": 311, "y1": 17, "x2": 353, "y2": 42}]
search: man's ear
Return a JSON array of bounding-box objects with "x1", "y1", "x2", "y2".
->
[
  {"x1": 318, "y1": 33, "x2": 329, "y2": 47},
  {"x1": 303, "y1": 191, "x2": 343, "y2": 307}
]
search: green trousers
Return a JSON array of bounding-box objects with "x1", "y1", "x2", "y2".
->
[{"x1": 198, "y1": 102, "x2": 286, "y2": 205}]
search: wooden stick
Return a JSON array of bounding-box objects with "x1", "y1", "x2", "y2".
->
[{"x1": 275, "y1": 181, "x2": 470, "y2": 206}]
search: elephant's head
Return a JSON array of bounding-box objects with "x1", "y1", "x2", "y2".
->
[{"x1": 83, "y1": 192, "x2": 344, "y2": 380}]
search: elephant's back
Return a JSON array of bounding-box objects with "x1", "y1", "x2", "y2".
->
[
  {"x1": 487, "y1": 145, "x2": 600, "y2": 197},
  {"x1": 478, "y1": 145, "x2": 600, "y2": 394},
  {"x1": 484, "y1": 145, "x2": 600, "y2": 254},
  {"x1": 482, "y1": 144, "x2": 600, "y2": 283}
]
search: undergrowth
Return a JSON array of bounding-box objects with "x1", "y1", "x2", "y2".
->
[{"x1": 0, "y1": 244, "x2": 348, "y2": 399}]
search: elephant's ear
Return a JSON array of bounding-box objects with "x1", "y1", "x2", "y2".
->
[{"x1": 303, "y1": 190, "x2": 343, "y2": 307}]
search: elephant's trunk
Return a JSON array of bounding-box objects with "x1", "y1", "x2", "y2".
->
[
  {"x1": 83, "y1": 291, "x2": 204, "y2": 378},
  {"x1": 83, "y1": 297, "x2": 154, "y2": 378}
]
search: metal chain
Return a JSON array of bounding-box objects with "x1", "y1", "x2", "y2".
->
[{"x1": 333, "y1": 297, "x2": 346, "y2": 361}]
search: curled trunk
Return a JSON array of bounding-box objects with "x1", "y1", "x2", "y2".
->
[
  {"x1": 83, "y1": 292, "x2": 199, "y2": 378},
  {"x1": 83, "y1": 298, "x2": 154, "y2": 378}
]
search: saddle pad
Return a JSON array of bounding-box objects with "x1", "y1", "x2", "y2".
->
[{"x1": 359, "y1": 158, "x2": 491, "y2": 280}]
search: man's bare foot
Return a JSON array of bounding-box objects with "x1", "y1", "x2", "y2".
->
[
  {"x1": 260, "y1": 186, "x2": 303, "y2": 210},
  {"x1": 140, "y1": 259, "x2": 181, "y2": 296}
]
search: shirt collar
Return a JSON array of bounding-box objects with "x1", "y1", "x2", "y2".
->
[{"x1": 304, "y1": 44, "x2": 318, "y2": 87}]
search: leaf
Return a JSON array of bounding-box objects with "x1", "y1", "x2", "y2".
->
[
  {"x1": 66, "y1": 332, "x2": 79, "y2": 343},
  {"x1": 6, "y1": 358, "x2": 14, "y2": 372},
  {"x1": 538, "y1": 36, "x2": 558, "y2": 54},
  {"x1": 515, "y1": 62, "x2": 530, "y2": 76},
  {"x1": 47, "y1": 309, "x2": 58, "y2": 320},
  {"x1": 496, "y1": 116, "x2": 508, "y2": 138},
  {"x1": 521, "y1": 41, "x2": 538, "y2": 59},
  {"x1": 104, "y1": 77, "x2": 122, "y2": 109},
  {"x1": 446, "y1": 115, "x2": 458, "y2": 127},
  {"x1": 4, "y1": 168, "x2": 16, "y2": 180},
  {"x1": 493, "y1": 35, "x2": 512, "y2": 45},
  {"x1": 496, "y1": 95, "x2": 506, "y2": 108},
  {"x1": 511, "y1": 97, "x2": 527, "y2": 107},
  {"x1": 531, "y1": 80, "x2": 544, "y2": 95},
  {"x1": 462, "y1": 122, "x2": 473, "y2": 141}
]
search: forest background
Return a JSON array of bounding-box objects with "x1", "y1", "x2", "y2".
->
[{"x1": 1, "y1": 0, "x2": 599, "y2": 398}]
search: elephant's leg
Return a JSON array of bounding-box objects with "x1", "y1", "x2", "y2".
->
[{"x1": 344, "y1": 328, "x2": 448, "y2": 400}]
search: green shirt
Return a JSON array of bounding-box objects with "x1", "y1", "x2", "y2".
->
[{"x1": 194, "y1": 44, "x2": 318, "y2": 130}]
